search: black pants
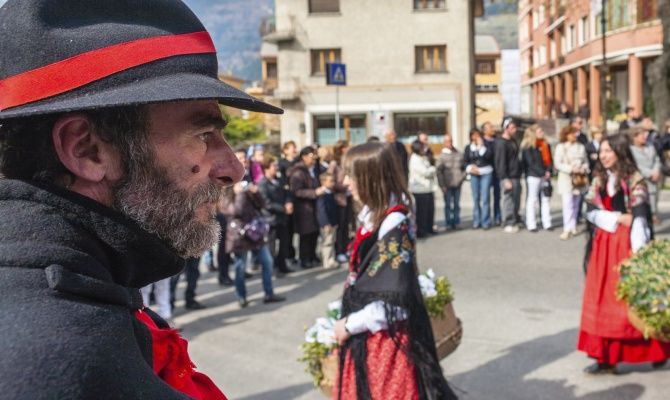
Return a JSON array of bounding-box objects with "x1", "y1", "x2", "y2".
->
[
  {"x1": 299, "y1": 231, "x2": 319, "y2": 264},
  {"x1": 216, "y1": 214, "x2": 231, "y2": 283},
  {"x1": 268, "y1": 223, "x2": 290, "y2": 272},
  {"x1": 413, "y1": 192, "x2": 435, "y2": 237},
  {"x1": 287, "y1": 214, "x2": 297, "y2": 260},
  {"x1": 170, "y1": 257, "x2": 200, "y2": 305},
  {"x1": 335, "y1": 197, "x2": 353, "y2": 255}
]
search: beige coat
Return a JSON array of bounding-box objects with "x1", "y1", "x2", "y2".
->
[{"x1": 554, "y1": 142, "x2": 589, "y2": 195}]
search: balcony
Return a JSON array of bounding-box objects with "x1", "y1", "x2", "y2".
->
[{"x1": 261, "y1": 15, "x2": 296, "y2": 43}]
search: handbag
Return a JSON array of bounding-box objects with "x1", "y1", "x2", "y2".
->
[
  {"x1": 241, "y1": 217, "x2": 269, "y2": 243},
  {"x1": 571, "y1": 172, "x2": 588, "y2": 189},
  {"x1": 542, "y1": 179, "x2": 553, "y2": 197}
]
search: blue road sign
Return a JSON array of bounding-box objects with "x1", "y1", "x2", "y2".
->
[{"x1": 326, "y1": 63, "x2": 346, "y2": 86}]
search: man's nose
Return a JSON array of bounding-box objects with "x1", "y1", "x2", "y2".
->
[{"x1": 208, "y1": 138, "x2": 245, "y2": 186}]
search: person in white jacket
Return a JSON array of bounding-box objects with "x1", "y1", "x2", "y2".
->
[
  {"x1": 408, "y1": 140, "x2": 437, "y2": 238},
  {"x1": 554, "y1": 125, "x2": 589, "y2": 240}
]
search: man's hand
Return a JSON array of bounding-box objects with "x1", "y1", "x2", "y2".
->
[
  {"x1": 315, "y1": 186, "x2": 326, "y2": 196},
  {"x1": 651, "y1": 171, "x2": 660, "y2": 183},
  {"x1": 618, "y1": 213, "x2": 633, "y2": 227},
  {"x1": 285, "y1": 202, "x2": 294, "y2": 215},
  {"x1": 470, "y1": 165, "x2": 480, "y2": 176},
  {"x1": 324, "y1": 224, "x2": 333, "y2": 233},
  {"x1": 334, "y1": 318, "x2": 351, "y2": 346},
  {"x1": 503, "y1": 179, "x2": 512, "y2": 190}
]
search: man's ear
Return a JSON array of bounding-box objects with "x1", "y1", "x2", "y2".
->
[{"x1": 51, "y1": 113, "x2": 120, "y2": 183}]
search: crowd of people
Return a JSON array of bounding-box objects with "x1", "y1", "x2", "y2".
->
[{"x1": 164, "y1": 112, "x2": 670, "y2": 321}]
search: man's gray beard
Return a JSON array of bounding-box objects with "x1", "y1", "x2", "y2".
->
[{"x1": 113, "y1": 161, "x2": 222, "y2": 258}]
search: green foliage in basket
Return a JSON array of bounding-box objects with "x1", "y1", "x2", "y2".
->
[
  {"x1": 423, "y1": 276, "x2": 454, "y2": 319},
  {"x1": 617, "y1": 240, "x2": 670, "y2": 338},
  {"x1": 298, "y1": 337, "x2": 333, "y2": 387}
]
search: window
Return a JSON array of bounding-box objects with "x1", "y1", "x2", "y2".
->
[
  {"x1": 476, "y1": 60, "x2": 495, "y2": 74},
  {"x1": 550, "y1": 38, "x2": 556, "y2": 61},
  {"x1": 413, "y1": 0, "x2": 445, "y2": 9},
  {"x1": 568, "y1": 25, "x2": 576, "y2": 51},
  {"x1": 314, "y1": 114, "x2": 367, "y2": 145},
  {"x1": 578, "y1": 16, "x2": 588, "y2": 45},
  {"x1": 638, "y1": 0, "x2": 658, "y2": 23},
  {"x1": 560, "y1": 29, "x2": 567, "y2": 55},
  {"x1": 593, "y1": 11, "x2": 603, "y2": 36},
  {"x1": 538, "y1": 4, "x2": 545, "y2": 24},
  {"x1": 310, "y1": 48, "x2": 341, "y2": 76},
  {"x1": 608, "y1": 0, "x2": 630, "y2": 30},
  {"x1": 308, "y1": 0, "x2": 339, "y2": 14},
  {"x1": 266, "y1": 61, "x2": 277, "y2": 80},
  {"x1": 394, "y1": 112, "x2": 449, "y2": 139},
  {"x1": 415, "y1": 45, "x2": 447, "y2": 73},
  {"x1": 532, "y1": 9, "x2": 539, "y2": 29},
  {"x1": 539, "y1": 45, "x2": 546, "y2": 66}
]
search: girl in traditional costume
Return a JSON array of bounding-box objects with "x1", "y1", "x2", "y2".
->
[
  {"x1": 578, "y1": 134, "x2": 670, "y2": 374},
  {"x1": 333, "y1": 142, "x2": 457, "y2": 399}
]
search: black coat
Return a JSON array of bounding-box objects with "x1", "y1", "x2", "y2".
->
[
  {"x1": 316, "y1": 192, "x2": 338, "y2": 227},
  {"x1": 521, "y1": 146, "x2": 549, "y2": 178},
  {"x1": 463, "y1": 142, "x2": 494, "y2": 169},
  {"x1": 392, "y1": 141, "x2": 409, "y2": 178},
  {"x1": 0, "y1": 180, "x2": 191, "y2": 399},
  {"x1": 494, "y1": 137, "x2": 521, "y2": 180},
  {"x1": 288, "y1": 162, "x2": 320, "y2": 235},
  {"x1": 258, "y1": 177, "x2": 289, "y2": 226}
]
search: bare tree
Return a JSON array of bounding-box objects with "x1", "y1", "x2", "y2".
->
[{"x1": 647, "y1": 0, "x2": 670, "y2": 126}]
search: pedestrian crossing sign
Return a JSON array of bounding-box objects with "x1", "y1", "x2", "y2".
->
[{"x1": 326, "y1": 63, "x2": 346, "y2": 86}]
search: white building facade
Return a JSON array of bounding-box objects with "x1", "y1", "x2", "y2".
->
[{"x1": 266, "y1": 0, "x2": 482, "y2": 148}]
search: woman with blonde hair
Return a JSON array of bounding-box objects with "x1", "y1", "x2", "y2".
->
[
  {"x1": 554, "y1": 125, "x2": 589, "y2": 240},
  {"x1": 333, "y1": 142, "x2": 456, "y2": 399},
  {"x1": 521, "y1": 124, "x2": 553, "y2": 231}
]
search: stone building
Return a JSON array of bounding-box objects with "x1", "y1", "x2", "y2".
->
[{"x1": 264, "y1": 0, "x2": 484, "y2": 148}]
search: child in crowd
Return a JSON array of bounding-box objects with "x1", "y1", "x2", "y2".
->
[{"x1": 316, "y1": 173, "x2": 339, "y2": 269}]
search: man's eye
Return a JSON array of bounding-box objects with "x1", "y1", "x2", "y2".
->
[{"x1": 198, "y1": 132, "x2": 213, "y2": 142}]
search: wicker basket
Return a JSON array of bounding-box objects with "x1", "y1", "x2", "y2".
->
[
  {"x1": 628, "y1": 309, "x2": 670, "y2": 342},
  {"x1": 430, "y1": 302, "x2": 463, "y2": 360},
  {"x1": 319, "y1": 353, "x2": 338, "y2": 397}
]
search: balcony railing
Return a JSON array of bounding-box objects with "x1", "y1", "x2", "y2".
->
[{"x1": 261, "y1": 15, "x2": 295, "y2": 43}]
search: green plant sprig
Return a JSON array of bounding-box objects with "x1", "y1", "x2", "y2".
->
[
  {"x1": 423, "y1": 276, "x2": 454, "y2": 318},
  {"x1": 617, "y1": 240, "x2": 670, "y2": 338}
]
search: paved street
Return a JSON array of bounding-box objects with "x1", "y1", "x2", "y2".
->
[{"x1": 173, "y1": 186, "x2": 670, "y2": 400}]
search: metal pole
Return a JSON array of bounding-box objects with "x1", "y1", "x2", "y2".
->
[
  {"x1": 600, "y1": 0, "x2": 607, "y2": 133},
  {"x1": 335, "y1": 85, "x2": 340, "y2": 140}
]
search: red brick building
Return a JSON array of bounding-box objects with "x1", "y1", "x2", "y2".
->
[{"x1": 519, "y1": 0, "x2": 661, "y2": 125}]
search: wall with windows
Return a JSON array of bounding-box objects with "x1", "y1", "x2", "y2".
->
[{"x1": 272, "y1": 0, "x2": 475, "y2": 147}]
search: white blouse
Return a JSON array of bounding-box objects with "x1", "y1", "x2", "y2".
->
[{"x1": 585, "y1": 172, "x2": 651, "y2": 252}]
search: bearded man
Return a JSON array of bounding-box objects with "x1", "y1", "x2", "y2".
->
[{"x1": 0, "y1": 1, "x2": 282, "y2": 399}]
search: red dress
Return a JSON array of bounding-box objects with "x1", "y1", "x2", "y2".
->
[{"x1": 577, "y1": 194, "x2": 670, "y2": 364}]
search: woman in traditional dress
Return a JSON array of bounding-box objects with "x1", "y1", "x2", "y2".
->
[
  {"x1": 333, "y1": 142, "x2": 457, "y2": 399},
  {"x1": 578, "y1": 133, "x2": 670, "y2": 374}
]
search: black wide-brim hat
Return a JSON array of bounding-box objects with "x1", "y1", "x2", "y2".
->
[{"x1": 0, "y1": 0, "x2": 283, "y2": 120}]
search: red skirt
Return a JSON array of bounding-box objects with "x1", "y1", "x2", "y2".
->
[
  {"x1": 334, "y1": 330, "x2": 419, "y2": 400},
  {"x1": 577, "y1": 226, "x2": 670, "y2": 364}
]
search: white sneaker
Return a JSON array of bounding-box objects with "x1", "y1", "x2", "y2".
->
[
  {"x1": 560, "y1": 231, "x2": 572, "y2": 240},
  {"x1": 503, "y1": 225, "x2": 519, "y2": 233}
]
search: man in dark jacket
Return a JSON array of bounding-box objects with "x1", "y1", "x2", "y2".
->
[
  {"x1": 258, "y1": 155, "x2": 294, "y2": 274},
  {"x1": 384, "y1": 129, "x2": 409, "y2": 179},
  {"x1": 0, "y1": 0, "x2": 282, "y2": 398},
  {"x1": 495, "y1": 118, "x2": 522, "y2": 233},
  {"x1": 289, "y1": 146, "x2": 327, "y2": 269}
]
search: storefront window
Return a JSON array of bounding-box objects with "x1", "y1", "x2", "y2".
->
[
  {"x1": 314, "y1": 114, "x2": 367, "y2": 145},
  {"x1": 393, "y1": 112, "x2": 448, "y2": 144}
]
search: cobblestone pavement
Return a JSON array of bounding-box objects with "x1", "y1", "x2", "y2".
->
[{"x1": 173, "y1": 186, "x2": 670, "y2": 400}]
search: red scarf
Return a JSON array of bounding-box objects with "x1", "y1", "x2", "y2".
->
[
  {"x1": 537, "y1": 138, "x2": 552, "y2": 167},
  {"x1": 135, "y1": 310, "x2": 228, "y2": 400}
]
